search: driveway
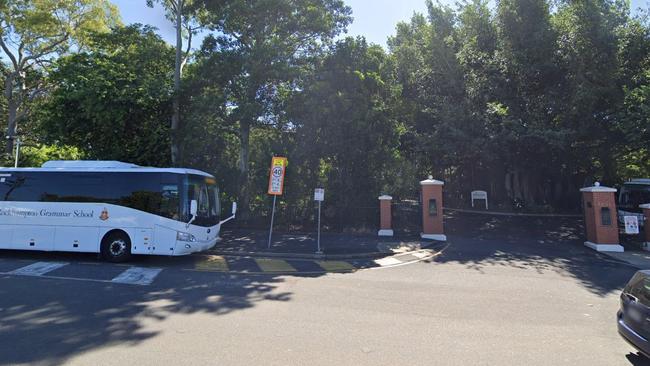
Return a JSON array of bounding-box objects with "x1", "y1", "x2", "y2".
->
[{"x1": 0, "y1": 214, "x2": 646, "y2": 365}]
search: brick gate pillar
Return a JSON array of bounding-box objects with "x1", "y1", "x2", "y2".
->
[
  {"x1": 421, "y1": 176, "x2": 446, "y2": 241},
  {"x1": 378, "y1": 195, "x2": 393, "y2": 237},
  {"x1": 580, "y1": 183, "x2": 623, "y2": 252}
]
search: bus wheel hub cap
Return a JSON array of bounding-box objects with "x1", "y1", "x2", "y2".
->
[{"x1": 110, "y1": 240, "x2": 126, "y2": 256}]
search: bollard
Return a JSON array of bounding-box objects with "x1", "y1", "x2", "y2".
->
[
  {"x1": 378, "y1": 195, "x2": 393, "y2": 237},
  {"x1": 580, "y1": 182, "x2": 623, "y2": 252},
  {"x1": 421, "y1": 176, "x2": 446, "y2": 241}
]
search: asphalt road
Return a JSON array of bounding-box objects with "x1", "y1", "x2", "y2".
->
[{"x1": 0, "y1": 235, "x2": 647, "y2": 366}]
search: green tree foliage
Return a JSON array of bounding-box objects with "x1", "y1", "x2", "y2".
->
[
  {"x1": 6, "y1": 0, "x2": 650, "y2": 227},
  {"x1": 616, "y1": 12, "x2": 650, "y2": 180},
  {"x1": 386, "y1": 0, "x2": 650, "y2": 212},
  {"x1": 180, "y1": 51, "x2": 240, "y2": 199},
  {"x1": 289, "y1": 37, "x2": 405, "y2": 227},
  {"x1": 18, "y1": 144, "x2": 84, "y2": 168},
  {"x1": 146, "y1": 0, "x2": 203, "y2": 164},
  {"x1": 37, "y1": 25, "x2": 174, "y2": 166},
  {"x1": 0, "y1": 0, "x2": 119, "y2": 155},
  {"x1": 191, "y1": 0, "x2": 352, "y2": 216},
  {"x1": 491, "y1": 0, "x2": 568, "y2": 206}
]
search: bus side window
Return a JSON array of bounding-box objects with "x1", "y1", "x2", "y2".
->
[{"x1": 160, "y1": 185, "x2": 180, "y2": 220}]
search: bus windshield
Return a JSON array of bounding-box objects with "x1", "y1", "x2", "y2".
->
[
  {"x1": 619, "y1": 184, "x2": 650, "y2": 213},
  {"x1": 185, "y1": 175, "x2": 220, "y2": 227}
]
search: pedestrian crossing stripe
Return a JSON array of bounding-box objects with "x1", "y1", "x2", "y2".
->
[
  {"x1": 111, "y1": 267, "x2": 162, "y2": 286},
  {"x1": 9, "y1": 261, "x2": 68, "y2": 276},
  {"x1": 3, "y1": 261, "x2": 164, "y2": 286},
  {"x1": 374, "y1": 257, "x2": 402, "y2": 266},
  {"x1": 254, "y1": 258, "x2": 296, "y2": 272},
  {"x1": 411, "y1": 251, "x2": 430, "y2": 259},
  {"x1": 316, "y1": 260, "x2": 356, "y2": 272},
  {"x1": 194, "y1": 255, "x2": 229, "y2": 272}
]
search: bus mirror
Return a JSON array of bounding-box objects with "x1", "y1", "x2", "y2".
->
[
  {"x1": 190, "y1": 200, "x2": 198, "y2": 216},
  {"x1": 232, "y1": 202, "x2": 237, "y2": 215}
]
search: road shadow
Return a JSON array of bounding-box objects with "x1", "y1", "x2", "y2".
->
[
  {"x1": 626, "y1": 352, "x2": 650, "y2": 365},
  {"x1": 0, "y1": 253, "x2": 330, "y2": 366},
  {"x1": 216, "y1": 229, "x2": 421, "y2": 256},
  {"x1": 430, "y1": 212, "x2": 638, "y2": 296}
]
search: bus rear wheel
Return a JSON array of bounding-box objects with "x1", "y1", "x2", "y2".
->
[{"x1": 101, "y1": 231, "x2": 132, "y2": 263}]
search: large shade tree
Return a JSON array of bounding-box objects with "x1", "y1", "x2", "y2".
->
[
  {"x1": 0, "y1": 0, "x2": 119, "y2": 155},
  {"x1": 146, "y1": 0, "x2": 202, "y2": 164},
  {"x1": 289, "y1": 37, "x2": 405, "y2": 227},
  {"x1": 38, "y1": 25, "x2": 175, "y2": 166},
  {"x1": 195, "y1": 0, "x2": 352, "y2": 215}
]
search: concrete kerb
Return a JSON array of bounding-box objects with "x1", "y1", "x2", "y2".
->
[
  {"x1": 204, "y1": 240, "x2": 446, "y2": 261},
  {"x1": 444, "y1": 207, "x2": 583, "y2": 218},
  {"x1": 204, "y1": 250, "x2": 384, "y2": 260},
  {"x1": 187, "y1": 242, "x2": 450, "y2": 276},
  {"x1": 595, "y1": 250, "x2": 650, "y2": 270}
]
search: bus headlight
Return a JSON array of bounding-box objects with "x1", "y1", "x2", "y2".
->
[{"x1": 177, "y1": 231, "x2": 197, "y2": 242}]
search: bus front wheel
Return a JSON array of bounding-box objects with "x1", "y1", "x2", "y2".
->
[{"x1": 101, "y1": 231, "x2": 132, "y2": 263}]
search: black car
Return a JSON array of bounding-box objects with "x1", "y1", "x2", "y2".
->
[{"x1": 619, "y1": 270, "x2": 650, "y2": 358}]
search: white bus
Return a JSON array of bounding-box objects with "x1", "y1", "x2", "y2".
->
[
  {"x1": 619, "y1": 178, "x2": 650, "y2": 229},
  {"x1": 0, "y1": 160, "x2": 235, "y2": 262}
]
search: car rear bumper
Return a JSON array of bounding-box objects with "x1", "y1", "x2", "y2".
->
[{"x1": 618, "y1": 311, "x2": 650, "y2": 358}]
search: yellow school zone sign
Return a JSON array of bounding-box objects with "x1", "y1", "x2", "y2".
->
[{"x1": 267, "y1": 157, "x2": 287, "y2": 195}]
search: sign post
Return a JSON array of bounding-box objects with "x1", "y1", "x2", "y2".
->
[
  {"x1": 267, "y1": 157, "x2": 287, "y2": 249},
  {"x1": 14, "y1": 137, "x2": 20, "y2": 168},
  {"x1": 314, "y1": 188, "x2": 324, "y2": 254}
]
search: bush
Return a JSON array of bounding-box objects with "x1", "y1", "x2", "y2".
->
[{"x1": 17, "y1": 144, "x2": 85, "y2": 168}]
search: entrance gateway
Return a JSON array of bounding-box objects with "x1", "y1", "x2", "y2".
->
[
  {"x1": 377, "y1": 176, "x2": 446, "y2": 241},
  {"x1": 0, "y1": 160, "x2": 236, "y2": 262}
]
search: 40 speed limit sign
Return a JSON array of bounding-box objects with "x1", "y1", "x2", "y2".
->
[{"x1": 267, "y1": 157, "x2": 287, "y2": 196}]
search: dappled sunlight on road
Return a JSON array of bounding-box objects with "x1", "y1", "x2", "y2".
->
[
  {"x1": 427, "y1": 236, "x2": 635, "y2": 297},
  {"x1": 0, "y1": 271, "x2": 298, "y2": 366},
  {"x1": 427, "y1": 212, "x2": 637, "y2": 297}
]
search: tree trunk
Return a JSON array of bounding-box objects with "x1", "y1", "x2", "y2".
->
[
  {"x1": 4, "y1": 73, "x2": 16, "y2": 155},
  {"x1": 170, "y1": 0, "x2": 183, "y2": 165},
  {"x1": 5, "y1": 102, "x2": 17, "y2": 155},
  {"x1": 238, "y1": 120, "x2": 251, "y2": 219}
]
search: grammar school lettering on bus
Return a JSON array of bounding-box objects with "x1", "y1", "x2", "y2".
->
[{"x1": 0, "y1": 208, "x2": 95, "y2": 218}]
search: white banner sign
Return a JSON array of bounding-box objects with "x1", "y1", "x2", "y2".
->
[{"x1": 625, "y1": 216, "x2": 640, "y2": 235}]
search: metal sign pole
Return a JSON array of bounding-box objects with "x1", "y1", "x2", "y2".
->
[
  {"x1": 268, "y1": 195, "x2": 277, "y2": 249},
  {"x1": 14, "y1": 137, "x2": 20, "y2": 168},
  {"x1": 317, "y1": 200, "x2": 322, "y2": 253}
]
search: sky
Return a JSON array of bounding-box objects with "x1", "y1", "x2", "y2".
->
[
  {"x1": 113, "y1": 0, "x2": 650, "y2": 49},
  {"x1": 112, "y1": 0, "x2": 442, "y2": 48}
]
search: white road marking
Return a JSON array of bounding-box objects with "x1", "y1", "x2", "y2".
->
[
  {"x1": 111, "y1": 267, "x2": 162, "y2": 286},
  {"x1": 374, "y1": 257, "x2": 403, "y2": 266},
  {"x1": 9, "y1": 262, "x2": 68, "y2": 276}
]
